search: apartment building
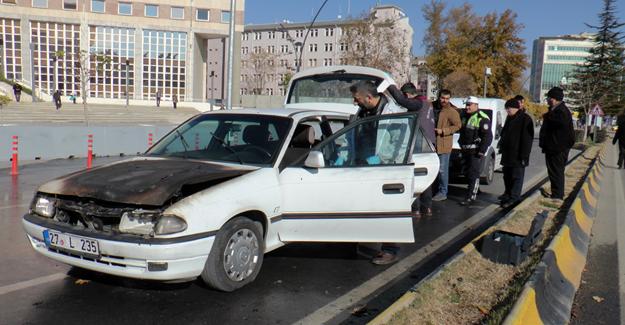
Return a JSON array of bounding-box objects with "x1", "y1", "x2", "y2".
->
[
  {"x1": 240, "y1": 5, "x2": 412, "y2": 96},
  {"x1": 0, "y1": 0, "x2": 244, "y2": 103},
  {"x1": 529, "y1": 33, "x2": 595, "y2": 102}
]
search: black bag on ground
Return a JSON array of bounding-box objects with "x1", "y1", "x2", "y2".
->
[{"x1": 479, "y1": 211, "x2": 548, "y2": 265}]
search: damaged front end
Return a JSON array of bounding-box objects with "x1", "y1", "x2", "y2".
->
[{"x1": 31, "y1": 194, "x2": 187, "y2": 237}]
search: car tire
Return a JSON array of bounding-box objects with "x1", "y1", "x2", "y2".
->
[
  {"x1": 201, "y1": 216, "x2": 264, "y2": 292},
  {"x1": 481, "y1": 157, "x2": 495, "y2": 185}
]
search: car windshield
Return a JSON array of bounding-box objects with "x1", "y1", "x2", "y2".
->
[
  {"x1": 146, "y1": 114, "x2": 292, "y2": 166},
  {"x1": 287, "y1": 73, "x2": 380, "y2": 104}
]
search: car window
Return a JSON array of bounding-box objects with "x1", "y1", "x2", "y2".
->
[
  {"x1": 287, "y1": 73, "x2": 380, "y2": 104},
  {"x1": 413, "y1": 127, "x2": 434, "y2": 154},
  {"x1": 317, "y1": 114, "x2": 416, "y2": 167},
  {"x1": 146, "y1": 114, "x2": 291, "y2": 165}
]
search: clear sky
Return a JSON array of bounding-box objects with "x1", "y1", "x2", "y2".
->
[{"x1": 244, "y1": 0, "x2": 625, "y2": 56}]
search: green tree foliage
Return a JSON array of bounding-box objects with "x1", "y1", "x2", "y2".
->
[
  {"x1": 422, "y1": 2, "x2": 528, "y2": 98},
  {"x1": 568, "y1": 0, "x2": 625, "y2": 116}
]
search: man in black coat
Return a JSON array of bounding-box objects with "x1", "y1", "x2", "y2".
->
[
  {"x1": 613, "y1": 112, "x2": 625, "y2": 169},
  {"x1": 539, "y1": 87, "x2": 575, "y2": 200},
  {"x1": 499, "y1": 98, "x2": 534, "y2": 207}
]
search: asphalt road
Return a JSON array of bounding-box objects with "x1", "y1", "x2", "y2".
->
[{"x1": 0, "y1": 140, "x2": 551, "y2": 325}]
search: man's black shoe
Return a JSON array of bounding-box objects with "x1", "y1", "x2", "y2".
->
[
  {"x1": 498, "y1": 194, "x2": 510, "y2": 201},
  {"x1": 460, "y1": 198, "x2": 475, "y2": 206},
  {"x1": 500, "y1": 200, "x2": 518, "y2": 209}
]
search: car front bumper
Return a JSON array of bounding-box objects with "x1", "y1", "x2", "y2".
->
[{"x1": 22, "y1": 214, "x2": 214, "y2": 282}]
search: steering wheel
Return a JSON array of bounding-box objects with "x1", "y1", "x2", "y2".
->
[{"x1": 243, "y1": 145, "x2": 272, "y2": 159}]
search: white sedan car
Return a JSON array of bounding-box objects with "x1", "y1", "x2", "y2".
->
[{"x1": 23, "y1": 108, "x2": 438, "y2": 291}]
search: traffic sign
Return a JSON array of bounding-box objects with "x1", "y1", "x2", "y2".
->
[{"x1": 590, "y1": 104, "x2": 604, "y2": 116}]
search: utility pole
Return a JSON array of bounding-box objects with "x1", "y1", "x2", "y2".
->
[
  {"x1": 0, "y1": 39, "x2": 4, "y2": 79},
  {"x1": 298, "y1": 0, "x2": 330, "y2": 73},
  {"x1": 226, "y1": 0, "x2": 236, "y2": 109},
  {"x1": 210, "y1": 70, "x2": 215, "y2": 111},
  {"x1": 125, "y1": 59, "x2": 130, "y2": 107}
]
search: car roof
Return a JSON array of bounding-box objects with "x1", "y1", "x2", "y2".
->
[
  {"x1": 289, "y1": 65, "x2": 390, "y2": 81},
  {"x1": 201, "y1": 108, "x2": 350, "y2": 119},
  {"x1": 450, "y1": 98, "x2": 506, "y2": 111}
]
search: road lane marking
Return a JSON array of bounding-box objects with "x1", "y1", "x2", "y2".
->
[
  {"x1": 0, "y1": 273, "x2": 67, "y2": 296},
  {"x1": 295, "y1": 169, "x2": 549, "y2": 325}
]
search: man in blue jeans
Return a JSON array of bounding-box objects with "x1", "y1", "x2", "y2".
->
[{"x1": 431, "y1": 90, "x2": 462, "y2": 201}]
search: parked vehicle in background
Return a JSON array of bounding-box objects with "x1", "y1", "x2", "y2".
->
[{"x1": 449, "y1": 98, "x2": 506, "y2": 184}]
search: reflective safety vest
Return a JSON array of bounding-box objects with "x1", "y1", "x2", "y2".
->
[{"x1": 459, "y1": 110, "x2": 490, "y2": 149}]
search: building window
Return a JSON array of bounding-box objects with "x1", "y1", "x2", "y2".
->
[
  {"x1": 118, "y1": 2, "x2": 132, "y2": 15},
  {"x1": 309, "y1": 43, "x2": 317, "y2": 52},
  {"x1": 171, "y1": 7, "x2": 184, "y2": 19},
  {"x1": 325, "y1": 28, "x2": 334, "y2": 37},
  {"x1": 268, "y1": 31, "x2": 276, "y2": 39},
  {"x1": 0, "y1": 19, "x2": 22, "y2": 80},
  {"x1": 296, "y1": 29, "x2": 303, "y2": 37},
  {"x1": 339, "y1": 43, "x2": 348, "y2": 51},
  {"x1": 308, "y1": 58, "x2": 317, "y2": 67},
  {"x1": 324, "y1": 58, "x2": 333, "y2": 66},
  {"x1": 144, "y1": 4, "x2": 158, "y2": 17},
  {"x1": 91, "y1": 0, "x2": 104, "y2": 12},
  {"x1": 89, "y1": 26, "x2": 136, "y2": 99},
  {"x1": 32, "y1": 0, "x2": 48, "y2": 8},
  {"x1": 254, "y1": 32, "x2": 262, "y2": 40},
  {"x1": 242, "y1": 33, "x2": 248, "y2": 41},
  {"x1": 310, "y1": 29, "x2": 318, "y2": 37},
  {"x1": 142, "y1": 30, "x2": 188, "y2": 100},
  {"x1": 196, "y1": 9, "x2": 209, "y2": 21},
  {"x1": 63, "y1": 0, "x2": 77, "y2": 10},
  {"x1": 1, "y1": 0, "x2": 17, "y2": 4},
  {"x1": 325, "y1": 43, "x2": 333, "y2": 52},
  {"x1": 221, "y1": 10, "x2": 231, "y2": 23}
]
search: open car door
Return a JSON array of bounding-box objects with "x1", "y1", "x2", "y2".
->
[{"x1": 277, "y1": 112, "x2": 419, "y2": 243}]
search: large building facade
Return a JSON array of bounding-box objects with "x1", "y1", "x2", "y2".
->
[
  {"x1": 240, "y1": 5, "x2": 412, "y2": 97},
  {"x1": 0, "y1": 0, "x2": 244, "y2": 103},
  {"x1": 529, "y1": 33, "x2": 594, "y2": 102}
]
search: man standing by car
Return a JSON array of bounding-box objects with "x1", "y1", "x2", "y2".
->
[
  {"x1": 539, "y1": 87, "x2": 575, "y2": 200},
  {"x1": 386, "y1": 82, "x2": 435, "y2": 217},
  {"x1": 498, "y1": 98, "x2": 534, "y2": 208},
  {"x1": 431, "y1": 89, "x2": 462, "y2": 201},
  {"x1": 514, "y1": 94, "x2": 526, "y2": 112},
  {"x1": 350, "y1": 80, "x2": 405, "y2": 265},
  {"x1": 459, "y1": 96, "x2": 492, "y2": 206}
]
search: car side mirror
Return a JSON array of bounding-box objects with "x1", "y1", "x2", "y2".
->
[{"x1": 304, "y1": 151, "x2": 325, "y2": 168}]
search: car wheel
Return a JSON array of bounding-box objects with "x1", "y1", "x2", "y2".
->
[
  {"x1": 481, "y1": 157, "x2": 495, "y2": 185},
  {"x1": 201, "y1": 216, "x2": 264, "y2": 292}
]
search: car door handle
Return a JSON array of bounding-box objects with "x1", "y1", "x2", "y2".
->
[
  {"x1": 382, "y1": 183, "x2": 405, "y2": 194},
  {"x1": 414, "y1": 168, "x2": 428, "y2": 176}
]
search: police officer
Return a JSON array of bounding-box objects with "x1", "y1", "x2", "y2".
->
[{"x1": 459, "y1": 96, "x2": 493, "y2": 206}]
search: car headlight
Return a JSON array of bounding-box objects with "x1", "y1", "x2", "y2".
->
[
  {"x1": 119, "y1": 209, "x2": 160, "y2": 236},
  {"x1": 154, "y1": 215, "x2": 187, "y2": 235},
  {"x1": 33, "y1": 196, "x2": 56, "y2": 218}
]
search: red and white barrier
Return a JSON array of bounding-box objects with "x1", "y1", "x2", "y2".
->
[
  {"x1": 10, "y1": 135, "x2": 18, "y2": 176},
  {"x1": 148, "y1": 133, "x2": 153, "y2": 148},
  {"x1": 87, "y1": 134, "x2": 93, "y2": 169}
]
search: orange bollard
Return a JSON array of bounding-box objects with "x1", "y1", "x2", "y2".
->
[
  {"x1": 195, "y1": 133, "x2": 199, "y2": 150},
  {"x1": 87, "y1": 134, "x2": 93, "y2": 169},
  {"x1": 148, "y1": 133, "x2": 153, "y2": 147},
  {"x1": 10, "y1": 135, "x2": 18, "y2": 176}
]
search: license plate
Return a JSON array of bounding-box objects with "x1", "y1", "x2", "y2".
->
[{"x1": 43, "y1": 230, "x2": 100, "y2": 257}]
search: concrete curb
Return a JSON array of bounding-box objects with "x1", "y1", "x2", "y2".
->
[
  {"x1": 503, "y1": 147, "x2": 605, "y2": 325},
  {"x1": 367, "y1": 149, "x2": 594, "y2": 325}
]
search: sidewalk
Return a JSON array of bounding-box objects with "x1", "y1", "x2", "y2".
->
[{"x1": 570, "y1": 140, "x2": 625, "y2": 325}]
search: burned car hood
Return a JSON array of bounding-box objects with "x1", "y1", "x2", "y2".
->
[{"x1": 38, "y1": 158, "x2": 257, "y2": 206}]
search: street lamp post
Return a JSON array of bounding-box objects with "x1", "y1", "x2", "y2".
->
[
  {"x1": 30, "y1": 43, "x2": 36, "y2": 102},
  {"x1": 125, "y1": 59, "x2": 130, "y2": 107},
  {"x1": 0, "y1": 39, "x2": 4, "y2": 79},
  {"x1": 483, "y1": 67, "x2": 492, "y2": 98},
  {"x1": 225, "y1": 0, "x2": 236, "y2": 110},
  {"x1": 297, "y1": 0, "x2": 330, "y2": 73},
  {"x1": 53, "y1": 56, "x2": 58, "y2": 95}
]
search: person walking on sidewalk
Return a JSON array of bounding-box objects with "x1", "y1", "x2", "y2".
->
[
  {"x1": 458, "y1": 96, "x2": 492, "y2": 206},
  {"x1": 431, "y1": 89, "x2": 462, "y2": 201},
  {"x1": 12, "y1": 82, "x2": 22, "y2": 102},
  {"x1": 539, "y1": 87, "x2": 575, "y2": 200},
  {"x1": 386, "y1": 82, "x2": 435, "y2": 217},
  {"x1": 155, "y1": 90, "x2": 162, "y2": 107},
  {"x1": 52, "y1": 90, "x2": 62, "y2": 110},
  {"x1": 172, "y1": 93, "x2": 178, "y2": 109},
  {"x1": 498, "y1": 98, "x2": 534, "y2": 208},
  {"x1": 613, "y1": 109, "x2": 625, "y2": 169}
]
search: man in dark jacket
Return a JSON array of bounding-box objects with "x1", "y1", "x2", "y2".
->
[
  {"x1": 613, "y1": 111, "x2": 625, "y2": 169},
  {"x1": 459, "y1": 96, "x2": 493, "y2": 206},
  {"x1": 12, "y1": 82, "x2": 22, "y2": 102},
  {"x1": 539, "y1": 87, "x2": 575, "y2": 200},
  {"x1": 386, "y1": 82, "x2": 435, "y2": 217},
  {"x1": 499, "y1": 98, "x2": 534, "y2": 208}
]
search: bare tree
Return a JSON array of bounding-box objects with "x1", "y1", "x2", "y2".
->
[
  {"x1": 76, "y1": 50, "x2": 111, "y2": 125},
  {"x1": 340, "y1": 12, "x2": 412, "y2": 82},
  {"x1": 242, "y1": 49, "x2": 282, "y2": 95}
]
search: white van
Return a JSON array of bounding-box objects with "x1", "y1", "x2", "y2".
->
[{"x1": 449, "y1": 98, "x2": 506, "y2": 184}]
